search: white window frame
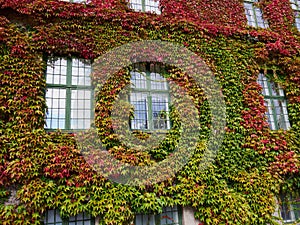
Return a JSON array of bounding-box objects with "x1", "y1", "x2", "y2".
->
[{"x1": 244, "y1": 0, "x2": 268, "y2": 28}]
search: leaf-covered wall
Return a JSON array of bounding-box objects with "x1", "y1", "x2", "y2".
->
[{"x1": 0, "y1": 0, "x2": 300, "y2": 224}]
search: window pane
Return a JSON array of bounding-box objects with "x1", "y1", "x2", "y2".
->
[
  {"x1": 244, "y1": 3, "x2": 255, "y2": 26},
  {"x1": 296, "y1": 17, "x2": 300, "y2": 30},
  {"x1": 130, "y1": 92, "x2": 148, "y2": 130},
  {"x1": 129, "y1": 0, "x2": 160, "y2": 14},
  {"x1": 131, "y1": 71, "x2": 147, "y2": 89},
  {"x1": 68, "y1": 212, "x2": 93, "y2": 225},
  {"x1": 46, "y1": 58, "x2": 67, "y2": 85},
  {"x1": 45, "y1": 88, "x2": 66, "y2": 129},
  {"x1": 135, "y1": 214, "x2": 155, "y2": 225},
  {"x1": 145, "y1": 0, "x2": 160, "y2": 14},
  {"x1": 280, "y1": 193, "x2": 300, "y2": 222},
  {"x1": 160, "y1": 206, "x2": 180, "y2": 225},
  {"x1": 70, "y1": 90, "x2": 92, "y2": 129},
  {"x1": 71, "y1": 59, "x2": 92, "y2": 86},
  {"x1": 152, "y1": 94, "x2": 170, "y2": 130},
  {"x1": 135, "y1": 206, "x2": 181, "y2": 225},
  {"x1": 44, "y1": 209, "x2": 63, "y2": 225},
  {"x1": 244, "y1": 1, "x2": 268, "y2": 28},
  {"x1": 150, "y1": 73, "x2": 168, "y2": 90}
]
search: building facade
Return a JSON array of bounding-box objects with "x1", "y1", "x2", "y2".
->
[{"x1": 0, "y1": 0, "x2": 300, "y2": 224}]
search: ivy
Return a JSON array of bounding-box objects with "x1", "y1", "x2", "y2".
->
[{"x1": 0, "y1": 0, "x2": 300, "y2": 225}]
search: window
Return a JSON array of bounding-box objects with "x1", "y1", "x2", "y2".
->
[
  {"x1": 129, "y1": 0, "x2": 161, "y2": 14},
  {"x1": 135, "y1": 206, "x2": 182, "y2": 225},
  {"x1": 45, "y1": 57, "x2": 93, "y2": 130},
  {"x1": 280, "y1": 193, "x2": 300, "y2": 223},
  {"x1": 257, "y1": 72, "x2": 290, "y2": 130},
  {"x1": 244, "y1": 0, "x2": 268, "y2": 28},
  {"x1": 130, "y1": 63, "x2": 170, "y2": 131},
  {"x1": 290, "y1": 0, "x2": 300, "y2": 30},
  {"x1": 43, "y1": 209, "x2": 94, "y2": 225}
]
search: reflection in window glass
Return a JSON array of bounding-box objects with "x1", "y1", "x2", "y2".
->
[
  {"x1": 257, "y1": 73, "x2": 290, "y2": 130},
  {"x1": 280, "y1": 192, "x2": 300, "y2": 223},
  {"x1": 244, "y1": 0, "x2": 268, "y2": 28},
  {"x1": 44, "y1": 209, "x2": 63, "y2": 225},
  {"x1": 135, "y1": 206, "x2": 181, "y2": 225},
  {"x1": 45, "y1": 57, "x2": 93, "y2": 130}
]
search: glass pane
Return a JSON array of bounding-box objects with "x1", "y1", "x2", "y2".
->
[
  {"x1": 131, "y1": 71, "x2": 147, "y2": 89},
  {"x1": 70, "y1": 90, "x2": 92, "y2": 129},
  {"x1": 160, "y1": 206, "x2": 180, "y2": 225},
  {"x1": 275, "y1": 100, "x2": 291, "y2": 130},
  {"x1": 55, "y1": 211, "x2": 62, "y2": 222},
  {"x1": 152, "y1": 94, "x2": 169, "y2": 130},
  {"x1": 150, "y1": 73, "x2": 168, "y2": 90},
  {"x1": 244, "y1": 3, "x2": 255, "y2": 26},
  {"x1": 130, "y1": 92, "x2": 148, "y2": 129},
  {"x1": 44, "y1": 209, "x2": 63, "y2": 225},
  {"x1": 296, "y1": 16, "x2": 300, "y2": 31},
  {"x1": 84, "y1": 214, "x2": 91, "y2": 219},
  {"x1": 47, "y1": 210, "x2": 55, "y2": 223},
  {"x1": 45, "y1": 88, "x2": 66, "y2": 129},
  {"x1": 244, "y1": 2, "x2": 267, "y2": 28},
  {"x1": 265, "y1": 99, "x2": 276, "y2": 130},
  {"x1": 129, "y1": 0, "x2": 160, "y2": 13},
  {"x1": 71, "y1": 59, "x2": 91, "y2": 86},
  {"x1": 135, "y1": 206, "x2": 180, "y2": 225},
  {"x1": 129, "y1": 0, "x2": 143, "y2": 11},
  {"x1": 46, "y1": 58, "x2": 67, "y2": 85},
  {"x1": 145, "y1": 0, "x2": 160, "y2": 14},
  {"x1": 255, "y1": 8, "x2": 267, "y2": 28}
]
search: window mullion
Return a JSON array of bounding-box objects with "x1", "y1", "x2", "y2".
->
[
  {"x1": 90, "y1": 89, "x2": 94, "y2": 127},
  {"x1": 146, "y1": 71, "x2": 152, "y2": 130},
  {"x1": 65, "y1": 58, "x2": 73, "y2": 130},
  {"x1": 142, "y1": 0, "x2": 146, "y2": 12},
  {"x1": 253, "y1": 7, "x2": 258, "y2": 27},
  {"x1": 148, "y1": 94, "x2": 153, "y2": 130},
  {"x1": 155, "y1": 213, "x2": 160, "y2": 225}
]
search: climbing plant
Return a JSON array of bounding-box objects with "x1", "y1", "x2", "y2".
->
[{"x1": 0, "y1": 0, "x2": 300, "y2": 224}]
